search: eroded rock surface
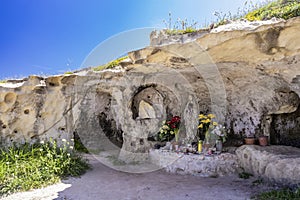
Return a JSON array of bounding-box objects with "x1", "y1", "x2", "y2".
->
[
  {"x1": 0, "y1": 17, "x2": 299, "y2": 159},
  {"x1": 236, "y1": 145, "x2": 300, "y2": 186}
]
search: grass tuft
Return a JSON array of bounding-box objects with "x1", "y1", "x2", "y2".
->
[
  {"x1": 64, "y1": 71, "x2": 74, "y2": 75},
  {"x1": 253, "y1": 187, "x2": 300, "y2": 200},
  {"x1": 239, "y1": 171, "x2": 253, "y2": 179},
  {"x1": 0, "y1": 140, "x2": 90, "y2": 196}
]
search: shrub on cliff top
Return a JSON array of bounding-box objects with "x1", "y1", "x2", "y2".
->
[
  {"x1": 245, "y1": 0, "x2": 300, "y2": 21},
  {"x1": 93, "y1": 55, "x2": 128, "y2": 71}
]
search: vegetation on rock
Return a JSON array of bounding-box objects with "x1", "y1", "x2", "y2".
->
[
  {"x1": 93, "y1": 55, "x2": 128, "y2": 71},
  {"x1": 164, "y1": 0, "x2": 300, "y2": 35},
  {"x1": 245, "y1": 0, "x2": 300, "y2": 21},
  {"x1": 163, "y1": 12, "x2": 204, "y2": 35},
  {"x1": 64, "y1": 71, "x2": 74, "y2": 75}
]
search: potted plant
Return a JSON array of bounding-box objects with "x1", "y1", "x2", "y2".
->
[
  {"x1": 244, "y1": 137, "x2": 255, "y2": 145},
  {"x1": 258, "y1": 134, "x2": 268, "y2": 146},
  {"x1": 244, "y1": 130, "x2": 256, "y2": 145}
]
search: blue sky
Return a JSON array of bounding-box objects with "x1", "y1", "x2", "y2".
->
[{"x1": 0, "y1": 0, "x2": 264, "y2": 79}]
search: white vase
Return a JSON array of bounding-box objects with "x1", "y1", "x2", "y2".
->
[{"x1": 216, "y1": 140, "x2": 223, "y2": 152}]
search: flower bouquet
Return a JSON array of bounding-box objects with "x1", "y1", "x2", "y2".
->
[
  {"x1": 198, "y1": 113, "x2": 218, "y2": 145},
  {"x1": 157, "y1": 116, "x2": 181, "y2": 142},
  {"x1": 211, "y1": 124, "x2": 227, "y2": 143}
]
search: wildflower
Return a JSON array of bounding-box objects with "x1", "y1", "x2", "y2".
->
[
  {"x1": 39, "y1": 148, "x2": 43, "y2": 152},
  {"x1": 69, "y1": 146, "x2": 74, "y2": 150},
  {"x1": 15, "y1": 155, "x2": 19, "y2": 158},
  {"x1": 201, "y1": 119, "x2": 210, "y2": 123},
  {"x1": 62, "y1": 139, "x2": 67, "y2": 143},
  {"x1": 198, "y1": 114, "x2": 206, "y2": 119},
  {"x1": 67, "y1": 153, "x2": 70, "y2": 157},
  {"x1": 162, "y1": 125, "x2": 169, "y2": 130},
  {"x1": 6, "y1": 162, "x2": 9, "y2": 165},
  {"x1": 70, "y1": 139, "x2": 74, "y2": 142},
  {"x1": 213, "y1": 122, "x2": 218, "y2": 126},
  {"x1": 198, "y1": 124, "x2": 203, "y2": 128},
  {"x1": 40, "y1": 141, "x2": 45, "y2": 144},
  {"x1": 207, "y1": 114, "x2": 215, "y2": 119}
]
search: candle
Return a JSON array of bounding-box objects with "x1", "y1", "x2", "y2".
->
[{"x1": 198, "y1": 140, "x2": 203, "y2": 153}]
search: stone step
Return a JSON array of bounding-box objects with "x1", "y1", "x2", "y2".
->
[
  {"x1": 149, "y1": 149, "x2": 239, "y2": 177},
  {"x1": 236, "y1": 145, "x2": 300, "y2": 186}
]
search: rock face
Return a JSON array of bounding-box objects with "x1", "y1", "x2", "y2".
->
[
  {"x1": 0, "y1": 17, "x2": 300, "y2": 160},
  {"x1": 236, "y1": 145, "x2": 300, "y2": 186}
]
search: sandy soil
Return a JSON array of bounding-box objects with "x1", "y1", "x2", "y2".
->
[{"x1": 1, "y1": 155, "x2": 278, "y2": 200}]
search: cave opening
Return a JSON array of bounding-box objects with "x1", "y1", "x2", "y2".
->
[
  {"x1": 270, "y1": 105, "x2": 300, "y2": 148},
  {"x1": 96, "y1": 91, "x2": 123, "y2": 148}
]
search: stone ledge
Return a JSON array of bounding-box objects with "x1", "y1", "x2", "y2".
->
[
  {"x1": 236, "y1": 145, "x2": 300, "y2": 186},
  {"x1": 149, "y1": 149, "x2": 239, "y2": 177}
]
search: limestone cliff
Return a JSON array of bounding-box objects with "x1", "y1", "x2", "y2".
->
[{"x1": 0, "y1": 17, "x2": 299, "y2": 155}]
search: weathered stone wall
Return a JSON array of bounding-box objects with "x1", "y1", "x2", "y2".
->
[{"x1": 0, "y1": 17, "x2": 300, "y2": 157}]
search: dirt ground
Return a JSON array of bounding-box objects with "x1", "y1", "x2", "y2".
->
[{"x1": 1, "y1": 155, "x2": 278, "y2": 200}]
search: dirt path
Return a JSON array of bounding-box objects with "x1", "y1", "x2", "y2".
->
[{"x1": 1, "y1": 155, "x2": 277, "y2": 200}]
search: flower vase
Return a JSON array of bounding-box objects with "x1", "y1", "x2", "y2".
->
[
  {"x1": 174, "y1": 129, "x2": 179, "y2": 143},
  {"x1": 204, "y1": 130, "x2": 210, "y2": 145},
  {"x1": 216, "y1": 139, "x2": 223, "y2": 152},
  {"x1": 258, "y1": 136, "x2": 268, "y2": 146}
]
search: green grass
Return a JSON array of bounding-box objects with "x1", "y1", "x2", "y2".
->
[
  {"x1": 0, "y1": 139, "x2": 90, "y2": 196},
  {"x1": 93, "y1": 56, "x2": 128, "y2": 71},
  {"x1": 245, "y1": 0, "x2": 300, "y2": 21},
  {"x1": 253, "y1": 187, "x2": 300, "y2": 200}
]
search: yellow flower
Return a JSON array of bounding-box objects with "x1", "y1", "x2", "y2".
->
[
  {"x1": 207, "y1": 114, "x2": 215, "y2": 119},
  {"x1": 213, "y1": 122, "x2": 218, "y2": 126},
  {"x1": 201, "y1": 119, "x2": 210, "y2": 123},
  {"x1": 198, "y1": 124, "x2": 203, "y2": 128},
  {"x1": 198, "y1": 114, "x2": 205, "y2": 119}
]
